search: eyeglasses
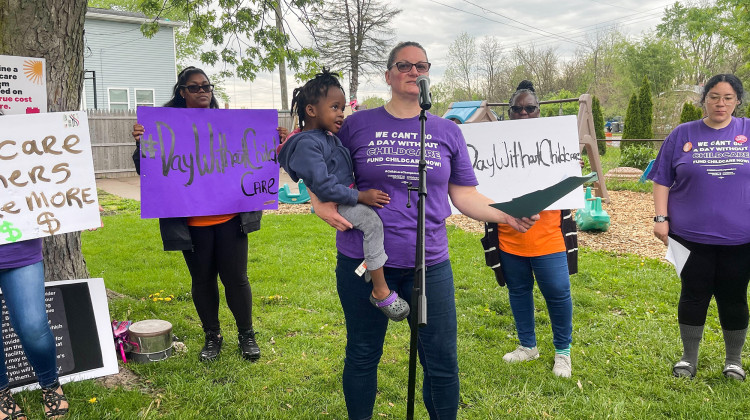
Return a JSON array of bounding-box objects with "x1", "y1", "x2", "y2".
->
[
  {"x1": 390, "y1": 61, "x2": 431, "y2": 73},
  {"x1": 706, "y1": 94, "x2": 737, "y2": 104},
  {"x1": 510, "y1": 105, "x2": 538, "y2": 114},
  {"x1": 181, "y1": 84, "x2": 214, "y2": 93}
]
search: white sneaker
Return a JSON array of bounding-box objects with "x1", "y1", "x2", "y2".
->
[
  {"x1": 503, "y1": 346, "x2": 539, "y2": 363},
  {"x1": 553, "y1": 354, "x2": 572, "y2": 378}
]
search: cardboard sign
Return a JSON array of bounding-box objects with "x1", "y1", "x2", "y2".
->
[
  {"x1": 4, "y1": 278, "x2": 118, "y2": 392},
  {"x1": 137, "y1": 107, "x2": 280, "y2": 218},
  {"x1": 458, "y1": 115, "x2": 584, "y2": 213},
  {"x1": 0, "y1": 112, "x2": 100, "y2": 245},
  {"x1": 0, "y1": 55, "x2": 47, "y2": 115}
]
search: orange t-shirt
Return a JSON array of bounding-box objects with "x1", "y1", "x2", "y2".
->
[
  {"x1": 497, "y1": 210, "x2": 565, "y2": 257},
  {"x1": 187, "y1": 213, "x2": 237, "y2": 227}
]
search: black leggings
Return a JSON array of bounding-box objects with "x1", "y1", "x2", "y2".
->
[
  {"x1": 672, "y1": 234, "x2": 750, "y2": 330},
  {"x1": 182, "y1": 216, "x2": 252, "y2": 332}
]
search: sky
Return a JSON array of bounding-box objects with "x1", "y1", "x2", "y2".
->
[{"x1": 221, "y1": 0, "x2": 681, "y2": 109}]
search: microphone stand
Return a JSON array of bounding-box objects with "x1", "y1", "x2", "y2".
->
[{"x1": 406, "y1": 106, "x2": 428, "y2": 420}]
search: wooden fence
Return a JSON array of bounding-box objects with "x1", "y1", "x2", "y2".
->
[
  {"x1": 87, "y1": 110, "x2": 294, "y2": 179},
  {"x1": 88, "y1": 110, "x2": 138, "y2": 179}
]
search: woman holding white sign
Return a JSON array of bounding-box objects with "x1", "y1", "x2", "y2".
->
[
  {"x1": 310, "y1": 42, "x2": 538, "y2": 419},
  {"x1": 0, "y1": 241, "x2": 69, "y2": 418},
  {"x1": 132, "y1": 67, "x2": 263, "y2": 363},
  {"x1": 481, "y1": 80, "x2": 578, "y2": 378},
  {"x1": 648, "y1": 74, "x2": 750, "y2": 381}
]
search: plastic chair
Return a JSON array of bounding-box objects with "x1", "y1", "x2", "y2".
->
[
  {"x1": 639, "y1": 159, "x2": 656, "y2": 183},
  {"x1": 278, "y1": 180, "x2": 311, "y2": 204}
]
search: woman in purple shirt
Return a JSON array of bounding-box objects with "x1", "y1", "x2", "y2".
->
[
  {"x1": 311, "y1": 41, "x2": 538, "y2": 419},
  {"x1": 0, "y1": 241, "x2": 69, "y2": 418},
  {"x1": 649, "y1": 74, "x2": 750, "y2": 381}
]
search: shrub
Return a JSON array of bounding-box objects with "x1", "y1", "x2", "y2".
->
[
  {"x1": 679, "y1": 102, "x2": 702, "y2": 124},
  {"x1": 620, "y1": 144, "x2": 656, "y2": 170}
]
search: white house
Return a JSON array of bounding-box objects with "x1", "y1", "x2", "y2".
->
[{"x1": 82, "y1": 8, "x2": 181, "y2": 110}]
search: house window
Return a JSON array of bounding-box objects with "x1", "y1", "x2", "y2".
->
[
  {"x1": 135, "y1": 89, "x2": 155, "y2": 107},
  {"x1": 108, "y1": 88, "x2": 129, "y2": 111}
]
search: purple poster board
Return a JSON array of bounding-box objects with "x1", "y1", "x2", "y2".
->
[{"x1": 137, "y1": 107, "x2": 279, "y2": 218}]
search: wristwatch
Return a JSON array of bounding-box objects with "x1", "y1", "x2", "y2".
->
[{"x1": 653, "y1": 215, "x2": 670, "y2": 222}]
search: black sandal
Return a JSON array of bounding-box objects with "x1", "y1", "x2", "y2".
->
[
  {"x1": 0, "y1": 386, "x2": 26, "y2": 419},
  {"x1": 41, "y1": 382, "x2": 68, "y2": 419}
]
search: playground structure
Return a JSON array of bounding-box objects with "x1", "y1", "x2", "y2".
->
[
  {"x1": 278, "y1": 180, "x2": 311, "y2": 204},
  {"x1": 443, "y1": 100, "x2": 499, "y2": 124},
  {"x1": 575, "y1": 186, "x2": 611, "y2": 231}
]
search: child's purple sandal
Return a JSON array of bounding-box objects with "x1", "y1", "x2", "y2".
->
[{"x1": 370, "y1": 291, "x2": 410, "y2": 322}]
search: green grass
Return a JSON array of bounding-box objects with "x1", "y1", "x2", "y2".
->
[{"x1": 27, "y1": 196, "x2": 748, "y2": 419}]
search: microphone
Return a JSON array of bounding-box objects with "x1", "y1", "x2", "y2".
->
[{"x1": 416, "y1": 75, "x2": 432, "y2": 110}]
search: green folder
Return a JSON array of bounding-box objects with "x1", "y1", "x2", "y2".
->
[{"x1": 489, "y1": 172, "x2": 598, "y2": 218}]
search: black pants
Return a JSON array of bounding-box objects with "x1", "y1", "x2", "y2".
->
[
  {"x1": 672, "y1": 234, "x2": 750, "y2": 330},
  {"x1": 182, "y1": 216, "x2": 252, "y2": 332}
]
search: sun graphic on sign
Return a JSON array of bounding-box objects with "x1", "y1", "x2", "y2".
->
[{"x1": 23, "y1": 60, "x2": 44, "y2": 85}]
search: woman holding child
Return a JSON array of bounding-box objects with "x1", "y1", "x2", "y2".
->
[{"x1": 310, "y1": 41, "x2": 538, "y2": 419}]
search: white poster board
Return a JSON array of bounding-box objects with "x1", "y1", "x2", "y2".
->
[
  {"x1": 0, "y1": 55, "x2": 47, "y2": 115},
  {"x1": 0, "y1": 112, "x2": 100, "y2": 245},
  {"x1": 4, "y1": 278, "x2": 118, "y2": 392},
  {"x1": 458, "y1": 115, "x2": 584, "y2": 213}
]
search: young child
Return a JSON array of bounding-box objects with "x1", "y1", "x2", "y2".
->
[{"x1": 278, "y1": 69, "x2": 409, "y2": 322}]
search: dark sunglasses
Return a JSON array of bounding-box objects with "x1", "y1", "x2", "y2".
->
[
  {"x1": 510, "y1": 105, "x2": 538, "y2": 114},
  {"x1": 390, "y1": 61, "x2": 431, "y2": 73},
  {"x1": 181, "y1": 84, "x2": 214, "y2": 93}
]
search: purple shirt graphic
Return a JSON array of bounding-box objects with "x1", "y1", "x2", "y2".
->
[
  {"x1": 648, "y1": 117, "x2": 750, "y2": 245},
  {"x1": 336, "y1": 107, "x2": 478, "y2": 268}
]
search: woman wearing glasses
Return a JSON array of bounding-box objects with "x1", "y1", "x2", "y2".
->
[
  {"x1": 132, "y1": 67, "x2": 263, "y2": 363},
  {"x1": 480, "y1": 81, "x2": 577, "y2": 378},
  {"x1": 311, "y1": 42, "x2": 538, "y2": 419},
  {"x1": 648, "y1": 74, "x2": 750, "y2": 380}
]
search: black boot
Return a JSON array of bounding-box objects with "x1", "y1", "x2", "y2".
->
[
  {"x1": 238, "y1": 328, "x2": 261, "y2": 361},
  {"x1": 199, "y1": 330, "x2": 223, "y2": 361}
]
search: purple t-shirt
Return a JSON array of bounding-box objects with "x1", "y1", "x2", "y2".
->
[
  {"x1": 648, "y1": 117, "x2": 750, "y2": 245},
  {"x1": 0, "y1": 239, "x2": 43, "y2": 269},
  {"x1": 336, "y1": 107, "x2": 478, "y2": 268}
]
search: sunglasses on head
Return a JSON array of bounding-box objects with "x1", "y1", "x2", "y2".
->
[
  {"x1": 510, "y1": 105, "x2": 538, "y2": 114},
  {"x1": 390, "y1": 61, "x2": 431, "y2": 73},
  {"x1": 181, "y1": 84, "x2": 214, "y2": 93}
]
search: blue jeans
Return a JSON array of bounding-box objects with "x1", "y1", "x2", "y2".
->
[
  {"x1": 498, "y1": 250, "x2": 572, "y2": 350},
  {"x1": 0, "y1": 261, "x2": 58, "y2": 388},
  {"x1": 336, "y1": 253, "x2": 458, "y2": 420}
]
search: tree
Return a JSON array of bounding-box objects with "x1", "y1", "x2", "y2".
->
[
  {"x1": 539, "y1": 89, "x2": 579, "y2": 118},
  {"x1": 511, "y1": 45, "x2": 559, "y2": 97},
  {"x1": 638, "y1": 76, "x2": 654, "y2": 141},
  {"x1": 622, "y1": 93, "x2": 640, "y2": 142},
  {"x1": 477, "y1": 36, "x2": 505, "y2": 102},
  {"x1": 304, "y1": 0, "x2": 400, "y2": 101},
  {"x1": 592, "y1": 96, "x2": 607, "y2": 156},
  {"x1": 622, "y1": 77, "x2": 654, "y2": 149},
  {"x1": 679, "y1": 102, "x2": 703, "y2": 124},
  {"x1": 657, "y1": 2, "x2": 733, "y2": 84},
  {"x1": 360, "y1": 96, "x2": 385, "y2": 110},
  {"x1": 444, "y1": 32, "x2": 478, "y2": 101},
  {"x1": 135, "y1": 0, "x2": 318, "y2": 82},
  {"x1": 620, "y1": 36, "x2": 681, "y2": 95},
  {"x1": 1, "y1": 1, "x2": 89, "y2": 281}
]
